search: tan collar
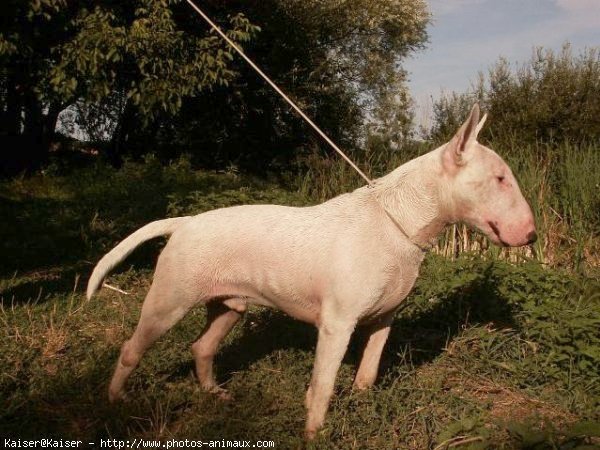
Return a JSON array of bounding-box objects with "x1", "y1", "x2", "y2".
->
[{"x1": 368, "y1": 188, "x2": 432, "y2": 252}]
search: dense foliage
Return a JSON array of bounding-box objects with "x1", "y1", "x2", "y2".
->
[
  {"x1": 427, "y1": 45, "x2": 600, "y2": 146},
  {"x1": 147, "y1": 0, "x2": 429, "y2": 170},
  {"x1": 0, "y1": 0, "x2": 259, "y2": 172},
  {"x1": 0, "y1": 0, "x2": 429, "y2": 173}
]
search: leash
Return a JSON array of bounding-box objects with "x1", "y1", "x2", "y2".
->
[
  {"x1": 184, "y1": 0, "x2": 373, "y2": 187},
  {"x1": 184, "y1": 0, "x2": 427, "y2": 249}
]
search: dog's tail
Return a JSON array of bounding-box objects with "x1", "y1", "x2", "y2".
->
[{"x1": 86, "y1": 216, "x2": 192, "y2": 300}]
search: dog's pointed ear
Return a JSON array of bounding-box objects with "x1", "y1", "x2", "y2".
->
[
  {"x1": 446, "y1": 103, "x2": 480, "y2": 167},
  {"x1": 475, "y1": 112, "x2": 488, "y2": 137}
]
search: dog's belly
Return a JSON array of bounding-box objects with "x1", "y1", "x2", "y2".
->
[
  {"x1": 207, "y1": 257, "x2": 420, "y2": 327},
  {"x1": 209, "y1": 281, "x2": 321, "y2": 325}
]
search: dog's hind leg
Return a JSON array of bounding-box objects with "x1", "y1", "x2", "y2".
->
[
  {"x1": 108, "y1": 279, "x2": 193, "y2": 403},
  {"x1": 191, "y1": 300, "x2": 245, "y2": 400}
]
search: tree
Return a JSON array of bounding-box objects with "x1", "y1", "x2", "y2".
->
[
  {"x1": 1, "y1": 0, "x2": 429, "y2": 173},
  {"x1": 149, "y1": 0, "x2": 430, "y2": 170},
  {"x1": 0, "y1": 0, "x2": 258, "y2": 172},
  {"x1": 0, "y1": 0, "x2": 71, "y2": 173}
]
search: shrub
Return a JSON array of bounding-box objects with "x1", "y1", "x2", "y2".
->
[{"x1": 427, "y1": 44, "x2": 600, "y2": 147}]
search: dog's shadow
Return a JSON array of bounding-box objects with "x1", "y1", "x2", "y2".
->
[
  {"x1": 175, "y1": 263, "x2": 518, "y2": 387},
  {"x1": 0, "y1": 265, "x2": 88, "y2": 306},
  {"x1": 380, "y1": 264, "x2": 517, "y2": 378}
]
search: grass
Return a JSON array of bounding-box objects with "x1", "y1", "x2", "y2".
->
[{"x1": 1, "y1": 158, "x2": 599, "y2": 448}]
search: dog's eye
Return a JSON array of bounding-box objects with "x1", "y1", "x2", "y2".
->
[{"x1": 496, "y1": 176, "x2": 505, "y2": 183}]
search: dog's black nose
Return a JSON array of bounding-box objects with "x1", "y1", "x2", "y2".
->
[{"x1": 526, "y1": 230, "x2": 537, "y2": 244}]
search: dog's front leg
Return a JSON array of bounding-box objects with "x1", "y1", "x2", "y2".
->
[
  {"x1": 305, "y1": 319, "x2": 355, "y2": 440},
  {"x1": 353, "y1": 312, "x2": 394, "y2": 390}
]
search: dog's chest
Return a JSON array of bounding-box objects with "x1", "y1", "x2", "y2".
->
[{"x1": 364, "y1": 247, "x2": 424, "y2": 319}]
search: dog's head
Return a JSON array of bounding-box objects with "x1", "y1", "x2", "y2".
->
[{"x1": 441, "y1": 104, "x2": 536, "y2": 247}]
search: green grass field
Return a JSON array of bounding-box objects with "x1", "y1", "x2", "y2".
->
[{"x1": 1, "y1": 159, "x2": 599, "y2": 449}]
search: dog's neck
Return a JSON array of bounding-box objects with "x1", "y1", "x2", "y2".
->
[{"x1": 368, "y1": 149, "x2": 451, "y2": 249}]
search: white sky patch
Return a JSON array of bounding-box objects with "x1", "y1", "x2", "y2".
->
[
  {"x1": 556, "y1": 0, "x2": 600, "y2": 13},
  {"x1": 555, "y1": 0, "x2": 600, "y2": 28},
  {"x1": 429, "y1": 0, "x2": 487, "y2": 16}
]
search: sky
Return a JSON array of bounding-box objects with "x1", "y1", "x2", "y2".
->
[{"x1": 405, "y1": 0, "x2": 600, "y2": 127}]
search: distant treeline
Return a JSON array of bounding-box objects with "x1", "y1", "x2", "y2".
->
[{"x1": 427, "y1": 45, "x2": 600, "y2": 149}]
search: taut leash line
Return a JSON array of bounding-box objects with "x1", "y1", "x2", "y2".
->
[{"x1": 184, "y1": 0, "x2": 374, "y2": 187}]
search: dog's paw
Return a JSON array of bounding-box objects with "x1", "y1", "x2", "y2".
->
[
  {"x1": 108, "y1": 388, "x2": 127, "y2": 403},
  {"x1": 352, "y1": 380, "x2": 373, "y2": 391},
  {"x1": 304, "y1": 428, "x2": 317, "y2": 441},
  {"x1": 207, "y1": 386, "x2": 233, "y2": 402}
]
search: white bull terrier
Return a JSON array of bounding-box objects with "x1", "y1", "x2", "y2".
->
[{"x1": 87, "y1": 104, "x2": 536, "y2": 439}]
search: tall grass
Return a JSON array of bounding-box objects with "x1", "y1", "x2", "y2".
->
[{"x1": 295, "y1": 141, "x2": 599, "y2": 275}]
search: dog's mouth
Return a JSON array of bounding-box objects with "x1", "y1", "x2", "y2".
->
[{"x1": 487, "y1": 221, "x2": 509, "y2": 247}]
